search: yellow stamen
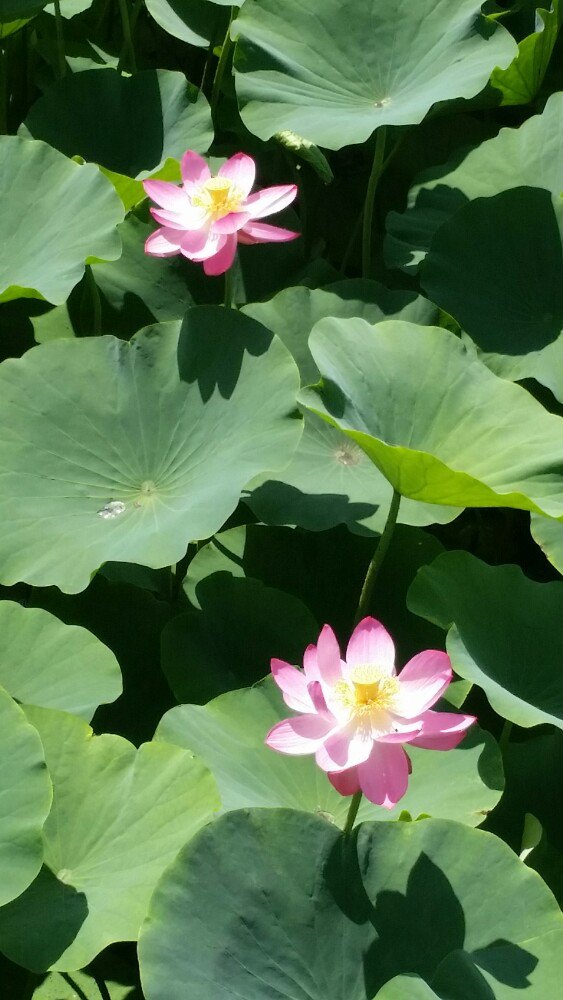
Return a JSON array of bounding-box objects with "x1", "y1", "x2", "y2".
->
[
  {"x1": 334, "y1": 664, "x2": 399, "y2": 718},
  {"x1": 192, "y1": 176, "x2": 244, "y2": 220}
]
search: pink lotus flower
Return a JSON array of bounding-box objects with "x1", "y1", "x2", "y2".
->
[
  {"x1": 143, "y1": 151, "x2": 299, "y2": 276},
  {"x1": 266, "y1": 617, "x2": 476, "y2": 809}
]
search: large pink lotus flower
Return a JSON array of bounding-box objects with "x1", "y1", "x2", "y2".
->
[
  {"x1": 266, "y1": 617, "x2": 476, "y2": 809},
  {"x1": 143, "y1": 151, "x2": 299, "y2": 276}
]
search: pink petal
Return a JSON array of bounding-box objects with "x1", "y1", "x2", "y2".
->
[
  {"x1": 189, "y1": 231, "x2": 226, "y2": 262},
  {"x1": 143, "y1": 179, "x2": 191, "y2": 213},
  {"x1": 244, "y1": 184, "x2": 298, "y2": 219},
  {"x1": 316, "y1": 624, "x2": 343, "y2": 687},
  {"x1": 376, "y1": 718, "x2": 423, "y2": 743},
  {"x1": 238, "y1": 221, "x2": 300, "y2": 244},
  {"x1": 218, "y1": 152, "x2": 256, "y2": 198},
  {"x1": 303, "y1": 644, "x2": 320, "y2": 682},
  {"x1": 144, "y1": 227, "x2": 182, "y2": 257},
  {"x1": 357, "y1": 743, "x2": 410, "y2": 809},
  {"x1": 203, "y1": 233, "x2": 237, "y2": 275},
  {"x1": 395, "y1": 651, "x2": 452, "y2": 718},
  {"x1": 179, "y1": 228, "x2": 210, "y2": 254},
  {"x1": 271, "y1": 659, "x2": 313, "y2": 713},
  {"x1": 308, "y1": 680, "x2": 332, "y2": 717},
  {"x1": 345, "y1": 617, "x2": 395, "y2": 676},
  {"x1": 315, "y1": 725, "x2": 372, "y2": 773},
  {"x1": 328, "y1": 767, "x2": 361, "y2": 797},
  {"x1": 212, "y1": 211, "x2": 252, "y2": 235},
  {"x1": 150, "y1": 205, "x2": 208, "y2": 231},
  {"x1": 265, "y1": 714, "x2": 334, "y2": 755},
  {"x1": 181, "y1": 150, "x2": 211, "y2": 190},
  {"x1": 409, "y1": 710, "x2": 476, "y2": 750}
]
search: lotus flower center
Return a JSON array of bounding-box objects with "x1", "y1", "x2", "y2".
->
[
  {"x1": 335, "y1": 664, "x2": 399, "y2": 717},
  {"x1": 192, "y1": 176, "x2": 244, "y2": 220}
]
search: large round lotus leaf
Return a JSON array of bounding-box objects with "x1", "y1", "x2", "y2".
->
[
  {"x1": 385, "y1": 91, "x2": 563, "y2": 272},
  {"x1": 155, "y1": 675, "x2": 503, "y2": 828},
  {"x1": 144, "y1": 0, "x2": 228, "y2": 47},
  {"x1": 0, "y1": 686, "x2": 52, "y2": 906},
  {"x1": 0, "y1": 136, "x2": 123, "y2": 305},
  {"x1": 421, "y1": 188, "x2": 563, "y2": 400},
  {"x1": 0, "y1": 706, "x2": 220, "y2": 972},
  {"x1": 138, "y1": 810, "x2": 563, "y2": 1000},
  {"x1": 242, "y1": 280, "x2": 441, "y2": 385},
  {"x1": 407, "y1": 550, "x2": 563, "y2": 729},
  {"x1": 246, "y1": 410, "x2": 461, "y2": 534},
  {"x1": 21, "y1": 70, "x2": 212, "y2": 182},
  {"x1": 0, "y1": 600, "x2": 121, "y2": 720},
  {"x1": 232, "y1": 0, "x2": 516, "y2": 149},
  {"x1": 299, "y1": 318, "x2": 563, "y2": 516},
  {"x1": 0, "y1": 311, "x2": 301, "y2": 592},
  {"x1": 161, "y1": 576, "x2": 318, "y2": 703}
]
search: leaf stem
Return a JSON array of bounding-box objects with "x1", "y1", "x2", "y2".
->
[
  {"x1": 361, "y1": 125, "x2": 387, "y2": 278},
  {"x1": 343, "y1": 790, "x2": 362, "y2": 835},
  {"x1": 211, "y1": 8, "x2": 234, "y2": 118},
  {"x1": 117, "y1": 0, "x2": 137, "y2": 74},
  {"x1": 354, "y1": 489, "x2": 400, "y2": 626},
  {"x1": 85, "y1": 265, "x2": 102, "y2": 336},
  {"x1": 223, "y1": 266, "x2": 234, "y2": 308},
  {"x1": 53, "y1": 0, "x2": 67, "y2": 78},
  {"x1": 0, "y1": 43, "x2": 7, "y2": 134}
]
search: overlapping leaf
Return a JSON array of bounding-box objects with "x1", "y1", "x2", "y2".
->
[
  {"x1": 0, "y1": 706, "x2": 219, "y2": 972},
  {"x1": 408, "y1": 550, "x2": 563, "y2": 729},
  {"x1": 138, "y1": 810, "x2": 563, "y2": 999},
  {"x1": 0, "y1": 137, "x2": 123, "y2": 305},
  {"x1": 300, "y1": 318, "x2": 563, "y2": 515},
  {"x1": 0, "y1": 600, "x2": 121, "y2": 719},
  {"x1": 0, "y1": 687, "x2": 52, "y2": 907}
]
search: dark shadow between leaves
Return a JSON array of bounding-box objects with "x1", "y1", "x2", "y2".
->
[
  {"x1": 0, "y1": 867, "x2": 88, "y2": 972},
  {"x1": 247, "y1": 481, "x2": 378, "y2": 531},
  {"x1": 177, "y1": 306, "x2": 274, "y2": 401}
]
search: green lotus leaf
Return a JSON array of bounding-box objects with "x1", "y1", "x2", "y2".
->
[
  {"x1": 530, "y1": 514, "x2": 563, "y2": 575},
  {"x1": 161, "y1": 576, "x2": 318, "y2": 703},
  {"x1": 299, "y1": 318, "x2": 563, "y2": 515},
  {"x1": 33, "y1": 967, "x2": 139, "y2": 1000},
  {"x1": 420, "y1": 187, "x2": 563, "y2": 400},
  {"x1": 0, "y1": 311, "x2": 301, "y2": 592},
  {"x1": 184, "y1": 522, "x2": 447, "y2": 665},
  {"x1": 408, "y1": 550, "x2": 563, "y2": 729},
  {"x1": 233, "y1": 0, "x2": 517, "y2": 149},
  {"x1": 29, "y1": 574, "x2": 175, "y2": 746},
  {"x1": 138, "y1": 810, "x2": 563, "y2": 999},
  {"x1": 0, "y1": 600, "x2": 121, "y2": 720},
  {"x1": 374, "y1": 978, "x2": 439, "y2": 999},
  {"x1": 0, "y1": 706, "x2": 220, "y2": 972},
  {"x1": 242, "y1": 280, "x2": 441, "y2": 385},
  {"x1": 242, "y1": 283, "x2": 457, "y2": 531},
  {"x1": 487, "y1": 730, "x2": 563, "y2": 906},
  {"x1": 144, "y1": 0, "x2": 228, "y2": 47},
  {"x1": 0, "y1": 136, "x2": 123, "y2": 305},
  {"x1": 490, "y1": 1, "x2": 562, "y2": 105},
  {"x1": 0, "y1": 0, "x2": 46, "y2": 19},
  {"x1": 155, "y1": 675, "x2": 503, "y2": 829},
  {"x1": 0, "y1": 17, "x2": 30, "y2": 36},
  {"x1": 20, "y1": 69, "x2": 213, "y2": 207},
  {"x1": 385, "y1": 91, "x2": 563, "y2": 272},
  {"x1": 0, "y1": 686, "x2": 52, "y2": 906}
]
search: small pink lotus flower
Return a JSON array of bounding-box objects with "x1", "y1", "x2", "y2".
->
[
  {"x1": 143, "y1": 151, "x2": 299, "y2": 276},
  {"x1": 266, "y1": 617, "x2": 476, "y2": 809}
]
